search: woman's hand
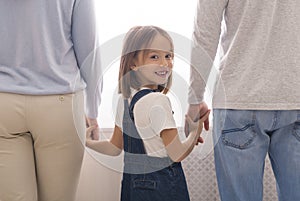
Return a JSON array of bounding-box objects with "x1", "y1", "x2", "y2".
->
[
  {"x1": 85, "y1": 117, "x2": 100, "y2": 140},
  {"x1": 86, "y1": 125, "x2": 98, "y2": 141}
]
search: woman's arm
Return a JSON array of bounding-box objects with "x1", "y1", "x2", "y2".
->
[
  {"x1": 72, "y1": 0, "x2": 103, "y2": 120},
  {"x1": 161, "y1": 111, "x2": 210, "y2": 162},
  {"x1": 86, "y1": 125, "x2": 123, "y2": 156}
]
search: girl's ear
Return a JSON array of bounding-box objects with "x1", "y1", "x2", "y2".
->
[{"x1": 131, "y1": 65, "x2": 138, "y2": 71}]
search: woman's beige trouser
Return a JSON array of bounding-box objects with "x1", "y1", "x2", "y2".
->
[{"x1": 0, "y1": 91, "x2": 85, "y2": 201}]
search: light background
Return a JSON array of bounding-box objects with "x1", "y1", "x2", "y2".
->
[
  {"x1": 77, "y1": 3, "x2": 278, "y2": 201},
  {"x1": 94, "y1": 0, "x2": 206, "y2": 128}
]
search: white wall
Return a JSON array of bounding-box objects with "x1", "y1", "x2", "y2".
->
[
  {"x1": 94, "y1": 0, "x2": 200, "y2": 129},
  {"x1": 76, "y1": 1, "x2": 216, "y2": 200}
]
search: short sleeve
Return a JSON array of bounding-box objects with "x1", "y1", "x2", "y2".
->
[
  {"x1": 148, "y1": 95, "x2": 177, "y2": 135},
  {"x1": 115, "y1": 96, "x2": 124, "y2": 130}
]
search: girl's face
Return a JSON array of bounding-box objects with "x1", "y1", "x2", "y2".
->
[{"x1": 132, "y1": 34, "x2": 173, "y2": 89}]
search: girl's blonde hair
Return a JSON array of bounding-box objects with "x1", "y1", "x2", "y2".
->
[{"x1": 118, "y1": 26, "x2": 174, "y2": 98}]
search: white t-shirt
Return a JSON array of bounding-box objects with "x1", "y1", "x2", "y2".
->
[{"x1": 115, "y1": 92, "x2": 177, "y2": 157}]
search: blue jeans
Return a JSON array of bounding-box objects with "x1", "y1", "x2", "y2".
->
[{"x1": 213, "y1": 109, "x2": 300, "y2": 201}]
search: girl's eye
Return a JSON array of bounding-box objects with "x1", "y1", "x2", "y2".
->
[
  {"x1": 165, "y1": 54, "x2": 173, "y2": 59},
  {"x1": 150, "y1": 55, "x2": 159, "y2": 59}
]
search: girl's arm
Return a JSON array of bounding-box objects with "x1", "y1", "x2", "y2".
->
[
  {"x1": 86, "y1": 125, "x2": 123, "y2": 156},
  {"x1": 161, "y1": 111, "x2": 210, "y2": 162}
]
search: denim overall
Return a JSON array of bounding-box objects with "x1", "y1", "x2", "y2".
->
[{"x1": 120, "y1": 89, "x2": 190, "y2": 201}]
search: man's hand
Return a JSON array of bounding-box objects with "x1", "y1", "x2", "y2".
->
[{"x1": 184, "y1": 102, "x2": 210, "y2": 137}]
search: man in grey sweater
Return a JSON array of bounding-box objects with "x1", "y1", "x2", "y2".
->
[{"x1": 186, "y1": 0, "x2": 300, "y2": 200}]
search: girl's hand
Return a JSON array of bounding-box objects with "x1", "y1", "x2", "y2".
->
[
  {"x1": 185, "y1": 115, "x2": 202, "y2": 136},
  {"x1": 185, "y1": 115, "x2": 203, "y2": 144},
  {"x1": 86, "y1": 125, "x2": 98, "y2": 141},
  {"x1": 184, "y1": 103, "x2": 210, "y2": 137},
  {"x1": 185, "y1": 110, "x2": 210, "y2": 144},
  {"x1": 196, "y1": 110, "x2": 210, "y2": 144}
]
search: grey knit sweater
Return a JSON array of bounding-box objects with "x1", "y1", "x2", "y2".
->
[{"x1": 189, "y1": 0, "x2": 300, "y2": 110}]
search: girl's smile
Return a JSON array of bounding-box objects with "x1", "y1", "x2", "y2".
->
[
  {"x1": 132, "y1": 34, "x2": 173, "y2": 88},
  {"x1": 155, "y1": 69, "x2": 170, "y2": 78}
]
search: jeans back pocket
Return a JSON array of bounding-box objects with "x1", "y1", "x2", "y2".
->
[
  {"x1": 293, "y1": 122, "x2": 300, "y2": 141},
  {"x1": 222, "y1": 124, "x2": 256, "y2": 149},
  {"x1": 221, "y1": 110, "x2": 256, "y2": 149}
]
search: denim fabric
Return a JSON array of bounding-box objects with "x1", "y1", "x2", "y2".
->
[
  {"x1": 121, "y1": 90, "x2": 190, "y2": 201},
  {"x1": 213, "y1": 109, "x2": 300, "y2": 201},
  {"x1": 121, "y1": 162, "x2": 189, "y2": 201}
]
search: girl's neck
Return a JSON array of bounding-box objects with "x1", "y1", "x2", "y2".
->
[{"x1": 140, "y1": 85, "x2": 158, "y2": 90}]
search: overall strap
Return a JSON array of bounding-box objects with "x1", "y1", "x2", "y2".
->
[
  {"x1": 129, "y1": 89, "x2": 155, "y2": 122},
  {"x1": 122, "y1": 89, "x2": 174, "y2": 174},
  {"x1": 122, "y1": 89, "x2": 154, "y2": 155}
]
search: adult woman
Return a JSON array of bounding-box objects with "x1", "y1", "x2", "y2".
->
[{"x1": 0, "y1": 0, "x2": 102, "y2": 200}]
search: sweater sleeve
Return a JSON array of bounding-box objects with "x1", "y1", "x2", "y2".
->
[
  {"x1": 188, "y1": 0, "x2": 227, "y2": 104},
  {"x1": 72, "y1": 0, "x2": 102, "y2": 118}
]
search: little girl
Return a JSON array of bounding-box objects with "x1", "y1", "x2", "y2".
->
[{"x1": 86, "y1": 25, "x2": 210, "y2": 201}]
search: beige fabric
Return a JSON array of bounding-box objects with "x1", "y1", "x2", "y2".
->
[{"x1": 0, "y1": 91, "x2": 85, "y2": 201}]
